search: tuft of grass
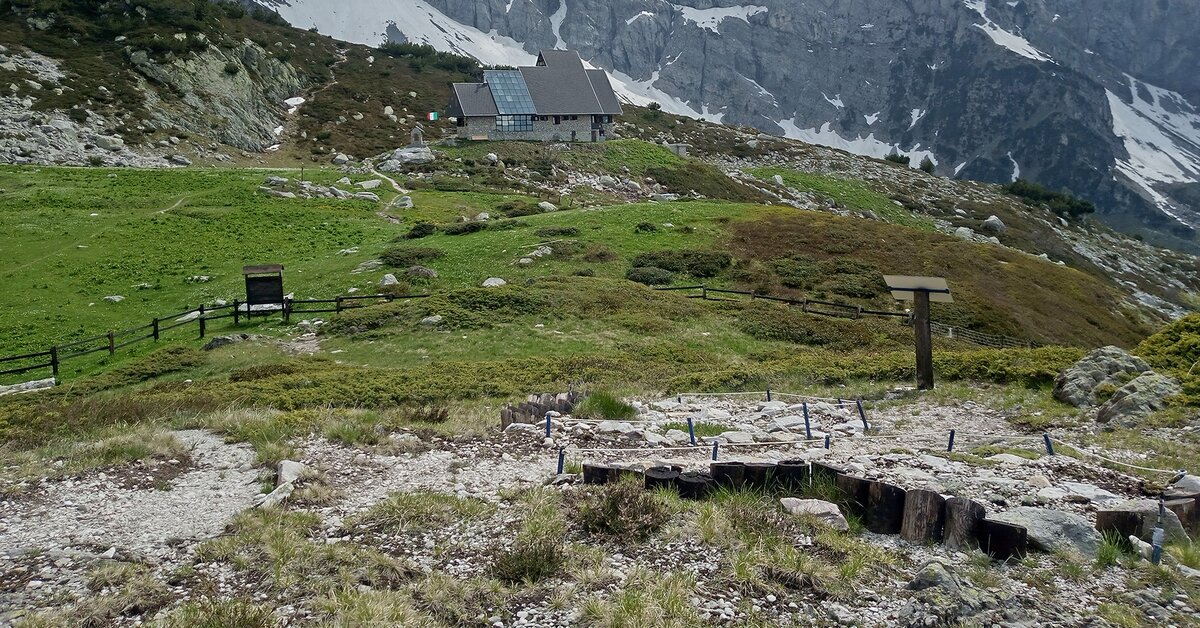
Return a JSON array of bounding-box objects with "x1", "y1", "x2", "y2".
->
[
  {"x1": 662, "y1": 421, "x2": 724, "y2": 437},
  {"x1": 75, "y1": 568, "x2": 173, "y2": 626},
  {"x1": 580, "y1": 568, "x2": 702, "y2": 627},
  {"x1": 346, "y1": 491, "x2": 494, "y2": 535},
  {"x1": 571, "y1": 477, "x2": 669, "y2": 540},
  {"x1": 197, "y1": 509, "x2": 417, "y2": 597},
  {"x1": 491, "y1": 489, "x2": 567, "y2": 583},
  {"x1": 314, "y1": 588, "x2": 435, "y2": 627},
  {"x1": 574, "y1": 391, "x2": 636, "y2": 420},
  {"x1": 1096, "y1": 531, "x2": 1132, "y2": 570},
  {"x1": 410, "y1": 572, "x2": 507, "y2": 626},
  {"x1": 1168, "y1": 541, "x2": 1200, "y2": 569},
  {"x1": 1097, "y1": 603, "x2": 1146, "y2": 628},
  {"x1": 157, "y1": 597, "x2": 280, "y2": 628}
]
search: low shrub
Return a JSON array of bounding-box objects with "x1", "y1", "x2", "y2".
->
[
  {"x1": 573, "y1": 268, "x2": 596, "y2": 277},
  {"x1": 625, "y1": 266, "x2": 674, "y2": 286},
  {"x1": 535, "y1": 226, "x2": 580, "y2": 238},
  {"x1": 630, "y1": 250, "x2": 732, "y2": 278},
  {"x1": 229, "y1": 363, "x2": 300, "y2": 382},
  {"x1": 633, "y1": 222, "x2": 658, "y2": 234},
  {"x1": 379, "y1": 246, "x2": 444, "y2": 268},
  {"x1": 495, "y1": 200, "x2": 540, "y2": 217},
  {"x1": 571, "y1": 478, "x2": 669, "y2": 540},
  {"x1": 442, "y1": 221, "x2": 487, "y2": 236},
  {"x1": 404, "y1": 222, "x2": 437, "y2": 239}
]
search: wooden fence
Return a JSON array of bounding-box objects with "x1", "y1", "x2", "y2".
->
[
  {"x1": 655, "y1": 284, "x2": 1037, "y2": 348},
  {"x1": 0, "y1": 294, "x2": 429, "y2": 384}
]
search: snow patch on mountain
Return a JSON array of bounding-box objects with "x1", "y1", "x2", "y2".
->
[
  {"x1": 270, "y1": 0, "x2": 535, "y2": 66},
  {"x1": 1106, "y1": 75, "x2": 1200, "y2": 224},
  {"x1": 673, "y1": 4, "x2": 767, "y2": 34},
  {"x1": 963, "y1": 0, "x2": 1054, "y2": 63},
  {"x1": 550, "y1": 1, "x2": 568, "y2": 49},
  {"x1": 626, "y1": 11, "x2": 655, "y2": 26},
  {"x1": 777, "y1": 118, "x2": 936, "y2": 169}
]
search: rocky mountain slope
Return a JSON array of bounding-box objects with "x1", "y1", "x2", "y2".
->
[{"x1": 254, "y1": 0, "x2": 1200, "y2": 252}]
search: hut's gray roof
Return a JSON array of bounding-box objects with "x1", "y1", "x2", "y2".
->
[{"x1": 449, "y1": 50, "x2": 622, "y2": 117}]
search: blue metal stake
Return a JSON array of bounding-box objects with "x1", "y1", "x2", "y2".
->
[
  {"x1": 712, "y1": 441, "x2": 720, "y2": 461},
  {"x1": 544, "y1": 412, "x2": 552, "y2": 438},
  {"x1": 824, "y1": 434, "x2": 831, "y2": 449},
  {"x1": 767, "y1": 388, "x2": 772, "y2": 402},
  {"x1": 947, "y1": 429, "x2": 956, "y2": 452},
  {"x1": 837, "y1": 397, "x2": 844, "y2": 408},
  {"x1": 556, "y1": 448, "x2": 566, "y2": 474},
  {"x1": 687, "y1": 417, "x2": 697, "y2": 446},
  {"x1": 1043, "y1": 433, "x2": 1055, "y2": 456},
  {"x1": 856, "y1": 398, "x2": 868, "y2": 430},
  {"x1": 802, "y1": 402, "x2": 812, "y2": 440}
]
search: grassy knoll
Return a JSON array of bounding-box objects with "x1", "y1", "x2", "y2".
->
[{"x1": 748, "y1": 167, "x2": 936, "y2": 230}]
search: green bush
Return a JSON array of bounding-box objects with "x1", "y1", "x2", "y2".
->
[
  {"x1": 574, "y1": 391, "x2": 636, "y2": 420},
  {"x1": 495, "y1": 200, "x2": 540, "y2": 217},
  {"x1": 379, "y1": 246, "x2": 444, "y2": 267},
  {"x1": 404, "y1": 222, "x2": 437, "y2": 239},
  {"x1": 572, "y1": 479, "x2": 668, "y2": 540},
  {"x1": 626, "y1": 266, "x2": 674, "y2": 286},
  {"x1": 442, "y1": 221, "x2": 487, "y2": 236},
  {"x1": 1004, "y1": 179, "x2": 1095, "y2": 217},
  {"x1": 884, "y1": 152, "x2": 911, "y2": 165},
  {"x1": 630, "y1": 250, "x2": 732, "y2": 278},
  {"x1": 919, "y1": 157, "x2": 935, "y2": 174},
  {"x1": 634, "y1": 222, "x2": 658, "y2": 234}
]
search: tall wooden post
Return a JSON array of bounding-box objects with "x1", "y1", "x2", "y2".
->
[{"x1": 914, "y1": 289, "x2": 934, "y2": 390}]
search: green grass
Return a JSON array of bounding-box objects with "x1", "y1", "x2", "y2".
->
[
  {"x1": 749, "y1": 167, "x2": 936, "y2": 230},
  {"x1": 0, "y1": 165, "x2": 403, "y2": 356},
  {"x1": 346, "y1": 491, "x2": 494, "y2": 535},
  {"x1": 574, "y1": 391, "x2": 636, "y2": 420}
]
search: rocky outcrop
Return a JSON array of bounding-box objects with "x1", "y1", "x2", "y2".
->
[
  {"x1": 1095, "y1": 372, "x2": 1183, "y2": 427},
  {"x1": 1053, "y1": 346, "x2": 1151, "y2": 407},
  {"x1": 126, "y1": 37, "x2": 302, "y2": 151},
  {"x1": 990, "y1": 507, "x2": 1101, "y2": 556}
]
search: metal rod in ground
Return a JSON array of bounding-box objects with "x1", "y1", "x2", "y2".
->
[
  {"x1": 824, "y1": 434, "x2": 831, "y2": 449},
  {"x1": 803, "y1": 402, "x2": 812, "y2": 440},
  {"x1": 544, "y1": 413, "x2": 553, "y2": 438},
  {"x1": 1042, "y1": 433, "x2": 1055, "y2": 455},
  {"x1": 837, "y1": 397, "x2": 843, "y2": 407},
  {"x1": 711, "y1": 441, "x2": 719, "y2": 461},
  {"x1": 687, "y1": 417, "x2": 697, "y2": 446},
  {"x1": 767, "y1": 388, "x2": 772, "y2": 402},
  {"x1": 947, "y1": 429, "x2": 956, "y2": 452},
  {"x1": 557, "y1": 448, "x2": 566, "y2": 475},
  {"x1": 856, "y1": 398, "x2": 868, "y2": 430}
]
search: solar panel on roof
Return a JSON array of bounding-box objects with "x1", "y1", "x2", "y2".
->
[{"x1": 484, "y1": 70, "x2": 537, "y2": 115}]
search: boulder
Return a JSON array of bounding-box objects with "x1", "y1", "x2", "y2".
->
[
  {"x1": 596, "y1": 421, "x2": 637, "y2": 435},
  {"x1": 358, "y1": 179, "x2": 382, "y2": 190},
  {"x1": 1171, "y1": 474, "x2": 1200, "y2": 493},
  {"x1": 474, "y1": 212, "x2": 490, "y2": 221},
  {"x1": 780, "y1": 498, "x2": 849, "y2": 531},
  {"x1": 1095, "y1": 372, "x2": 1182, "y2": 426},
  {"x1": 394, "y1": 196, "x2": 414, "y2": 209},
  {"x1": 265, "y1": 176, "x2": 288, "y2": 186},
  {"x1": 95, "y1": 135, "x2": 124, "y2": 151},
  {"x1": 485, "y1": 152, "x2": 498, "y2": 164},
  {"x1": 482, "y1": 277, "x2": 506, "y2": 288},
  {"x1": 980, "y1": 215, "x2": 1006, "y2": 235},
  {"x1": 1053, "y1": 346, "x2": 1151, "y2": 407},
  {"x1": 953, "y1": 226, "x2": 975, "y2": 240},
  {"x1": 714, "y1": 431, "x2": 755, "y2": 444},
  {"x1": 906, "y1": 558, "x2": 960, "y2": 592},
  {"x1": 406, "y1": 265, "x2": 437, "y2": 279},
  {"x1": 537, "y1": 201, "x2": 557, "y2": 212},
  {"x1": 103, "y1": 295, "x2": 125, "y2": 303},
  {"x1": 1099, "y1": 499, "x2": 1191, "y2": 544},
  {"x1": 989, "y1": 507, "x2": 1100, "y2": 555},
  {"x1": 381, "y1": 146, "x2": 434, "y2": 168},
  {"x1": 353, "y1": 192, "x2": 380, "y2": 202},
  {"x1": 331, "y1": 153, "x2": 349, "y2": 165},
  {"x1": 650, "y1": 193, "x2": 679, "y2": 202},
  {"x1": 420, "y1": 315, "x2": 443, "y2": 326},
  {"x1": 772, "y1": 174, "x2": 785, "y2": 186},
  {"x1": 259, "y1": 481, "x2": 294, "y2": 508},
  {"x1": 1058, "y1": 481, "x2": 1122, "y2": 503},
  {"x1": 379, "y1": 274, "x2": 400, "y2": 288},
  {"x1": 168, "y1": 154, "x2": 192, "y2": 166}
]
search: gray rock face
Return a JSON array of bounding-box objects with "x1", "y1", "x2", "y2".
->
[
  {"x1": 406, "y1": 265, "x2": 438, "y2": 279},
  {"x1": 1095, "y1": 372, "x2": 1182, "y2": 426},
  {"x1": 1053, "y1": 346, "x2": 1151, "y2": 407},
  {"x1": 378, "y1": 146, "x2": 434, "y2": 170},
  {"x1": 1099, "y1": 499, "x2": 1191, "y2": 544},
  {"x1": 379, "y1": 273, "x2": 400, "y2": 288},
  {"x1": 779, "y1": 498, "x2": 849, "y2": 531},
  {"x1": 990, "y1": 507, "x2": 1100, "y2": 556},
  {"x1": 482, "y1": 277, "x2": 506, "y2": 287}
]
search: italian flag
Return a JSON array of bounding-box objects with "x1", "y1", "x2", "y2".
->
[{"x1": 427, "y1": 112, "x2": 439, "y2": 121}]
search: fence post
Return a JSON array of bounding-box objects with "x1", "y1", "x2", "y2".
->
[
  {"x1": 1042, "y1": 433, "x2": 1055, "y2": 456},
  {"x1": 198, "y1": 305, "x2": 206, "y2": 338},
  {"x1": 856, "y1": 398, "x2": 868, "y2": 430},
  {"x1": 711, "y1": 441, "x2": 719, "y2": 461},
  {"x1": 283, "y1": 298, "x2": 292, "y2": 323},
  {"x1": 701, "y1": 284, "x2": 707, "y2": 300},
  {"x1": 335, "y1": 296, "x2": 343, "y2": 313},
  {"x1": 801, "y1": 298, "x2": 808, "y2": 313},
  {"x1": 544, "y1": 412, "x2": 553, "y2": 439},
  {"x1": 802, "y1": 402, "x2": 812, "y2": 440},
  {"x1": 947, "y1": 429, "x2": 956, "y2": 452},
  {"x1": 107, "y1": 331, "x2": 115, "y2": 355},
  {"x1": 233, "y1": 299, "x2": 240, "y2": 325},
  {"x1": 687, "y1": 417, "x2": 697, "y2": 446},
  {"x1": 50, "y1": 346, "x2": 59, "y2": 379},
  {"x1": 856, "y1": 306, "x2": 862, "y2": 320},
  {"x1": 152, "y1": 318, "x2": 160, "y2": 341},
  {"x1": 556, "y1": 447, "x2": 566, "y2": 475}
]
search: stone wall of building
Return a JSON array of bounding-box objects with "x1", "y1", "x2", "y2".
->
[{"x1": 457, "y1": 116, "x2": 614, "y2": 142}]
